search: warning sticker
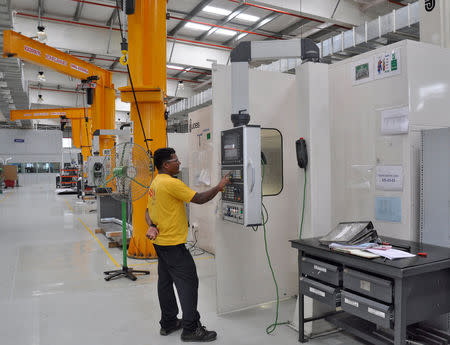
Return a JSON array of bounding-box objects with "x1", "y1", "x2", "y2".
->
[
  {"x1": 45, "y1": 54, "x2": 67, "y2": 66},
  {"x1": 70, "y1": 63, "x2": 89, "y2": 74},
  {"x1": 24, "y1": 46, "x2": 41, "y2": 56}
]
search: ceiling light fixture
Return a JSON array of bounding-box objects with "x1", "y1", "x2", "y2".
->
[
  {"x1": 202, "y1": 6, "x2": 231, "y2": 16},
  {"x1": 215, "y1": 28, "x2": 237, "y2": 36},
  {"x1": 184, "y1": 22, "x2": 210, "y2": 31},
  {"x1": 236, "y1": 13, "x2": 260, "y2": 22},
  {"x1": 37, "y1": 94, "x2": 44, "y2": 104},
  {"x1": 178, "y1": 80, "x2": 184, "y2": 90},
  {"x1": 37, "y1": 71, "x2": 46, "y2": 82}
]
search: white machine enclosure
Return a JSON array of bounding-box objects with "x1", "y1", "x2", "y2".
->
[{"x1": 221, "y1": 125, "x2": 262, "y2": 226}]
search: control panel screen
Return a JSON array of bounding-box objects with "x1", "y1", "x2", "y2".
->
[{"x1": 221, "y1": 129, "x2": 243, "y2": 165}]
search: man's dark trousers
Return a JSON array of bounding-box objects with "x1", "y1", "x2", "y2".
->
[{"x1": 154, "y1": 244, "x2": 200, "y2": 331}]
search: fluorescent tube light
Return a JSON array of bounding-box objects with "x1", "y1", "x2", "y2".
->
[
  {"x1": 202, "y1": 6, "x2": 231, "y2": 16},
  {"x1": 236, "y1": 13, "x2": 259, "y2": 22},
  {"x1": 215, "y1": 28, "x2": 237, "y2": 36},
  {"x1": 184, "y1": 22, "x2": 210, "y2": 31}
]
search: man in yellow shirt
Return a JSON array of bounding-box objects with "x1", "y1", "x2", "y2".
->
[{"x1": 145, "y1": 147, "x2": 230, "y2": 342}]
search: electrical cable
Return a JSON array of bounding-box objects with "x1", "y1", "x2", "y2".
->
[
  {"x1": 260, "y1": 159, "x2": 289, "y2": 334},
  {"x1": 81, "y1": 89, "x2": 92, "y2": 155},
  {"x1": 299, "y1": 169, "x2": 307, "y2": 239}
]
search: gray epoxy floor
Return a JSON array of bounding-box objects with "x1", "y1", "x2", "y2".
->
[{"x1": 0, "y1": 185, "x2": 364, "y2": 345}]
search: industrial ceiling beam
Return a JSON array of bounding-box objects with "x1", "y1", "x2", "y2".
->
[
  {"x1": 195, "y1": 4, "x2": 247, "y2": 41},
  {"x1": 168, "y1": 0, "x2": 214, "y2": 36},
  {"x1": 307, "y1": 25, "x2": 344, "y2": 42},
  {"x1": 106, "y1": 8, "x2": 117, "y2": 27},
  {"x1": 109, "y1": 57, "x2": 119, "y2": 70},
  {"x1": 73, "y1": 1, "x2": 84, "y2": 21},
  {"x1": 273, "y1": 18, "x2": 310, "y2": 38},
  {"x1": 224, "y1": 12, "x2": 281, "y2": 46}
]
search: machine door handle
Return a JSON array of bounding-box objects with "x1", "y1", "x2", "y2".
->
[{"x1": 247, "y1": 160, "x2": 255, "y2": 193}]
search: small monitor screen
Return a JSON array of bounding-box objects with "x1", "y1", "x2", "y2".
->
[{"x1": 223, "y1": 134, "x2": 240, "y2": 161}]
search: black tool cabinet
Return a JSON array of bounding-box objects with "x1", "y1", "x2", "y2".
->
[{"x1": 291, "y1": 237, "x2": 450, "y2": 345}]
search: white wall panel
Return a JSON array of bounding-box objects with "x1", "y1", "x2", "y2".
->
[
  {"x1": 167, "y1": 133, "x2": 189, "y2": 169},
  {"x1": 0, "y1": 128, "x2": 62, "y2": 162},
  {"x1": 188, "y1": 106, "x2": 215, "y2": 253},
  {"x1": 213, "y1": 66, "x2": 299, "y2": 314},
  {"x1": 328, "y1": 40, "x2": 450, "y2": 242}
]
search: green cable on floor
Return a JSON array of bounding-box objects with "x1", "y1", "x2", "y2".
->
[
  {"x1": 260, "y1": 160, "x2": 289, "y2": 335},
  {"x1": 299, "y1": 170, "x2": 307, "y2": 240}
]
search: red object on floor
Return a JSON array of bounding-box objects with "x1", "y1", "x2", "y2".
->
[{"x1": 4, "y1": 180, "x2": 15, "y2": 188}]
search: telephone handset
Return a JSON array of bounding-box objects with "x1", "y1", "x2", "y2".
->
[{"x1": 296, "y1": 138, "x2": 308, "y2": 169}]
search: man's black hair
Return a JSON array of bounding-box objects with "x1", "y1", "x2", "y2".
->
[{"x1": 154, "y1": 147, "x2": 176, "y2": 170}]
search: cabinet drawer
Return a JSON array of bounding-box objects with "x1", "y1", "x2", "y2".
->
[
  {"x1": 343, "y1": 268, "x2": 393, "y2": 304},
  {"x1": 300, "y1": 277, "x2": 341, "y2": 307},
  {"x1": 341, "y1": 291, "x2": 393, "y2": 328},
  {"x1": 300, "y1": 257, "x2": 342, "y2": 286}
]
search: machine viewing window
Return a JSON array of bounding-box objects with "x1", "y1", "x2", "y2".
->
[{"x1": 261, "y1": 128, "x2": 283, "y2": 196}]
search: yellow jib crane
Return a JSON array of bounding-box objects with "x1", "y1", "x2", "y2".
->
[
  {"x1": 119, "y1": 0, "x2": 168, "y2": 259},
  {"x1": 2, "y1": 30, "x2": 115, "y2": 160},
  {"x1": 10, "y1": 108, "x2": 92, "y2": 161}
]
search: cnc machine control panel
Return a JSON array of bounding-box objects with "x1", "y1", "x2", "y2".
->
[{"x1": 221, "y1": 126, "x2": 261, "y2": 226}]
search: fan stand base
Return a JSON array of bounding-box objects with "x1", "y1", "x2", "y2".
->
[{"x1": 103, "y1": 266, "x2": 150, "y2": 281}]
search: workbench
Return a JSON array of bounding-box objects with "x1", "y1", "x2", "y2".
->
[{"x1": 290, "y1": 237, "x2": 450, "y2": 345}]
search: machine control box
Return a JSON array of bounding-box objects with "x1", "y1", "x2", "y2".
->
[
  {"x1": 221, "y1": 126, "x2": 261, "y2": 226},
  {"x1": 222, "y1": 204, "x2": 244, "y2": 224}
]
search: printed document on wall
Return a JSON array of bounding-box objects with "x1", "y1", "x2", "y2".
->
[
  {"x1": 381, "y1": 107, "x2": 409, "y2": 135},
  {"x1": 376, "y1": 165, "x2": 403, "y2": 191},
  {"x1": 375, "y1": 196, "x2": 402, "y2": 223}
]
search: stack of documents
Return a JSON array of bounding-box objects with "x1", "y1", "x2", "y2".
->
[
  {"x1": 329, "y1": 243, "x2": 381, "y2": 258},
  {"x1": 328, "y1": 242, "x2": 416, "y2": 260},
  {"x1": 366, "y1": 248, "x2": 416, "y2": 260}
]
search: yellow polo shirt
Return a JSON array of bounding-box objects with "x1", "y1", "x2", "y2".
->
[{"x1": 147, "y1": 173, "x2": 196, "y2": 246}]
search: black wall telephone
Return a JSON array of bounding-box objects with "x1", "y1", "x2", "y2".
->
[{"x1": 296, "y1": 138, "x2": 308, "y2": 169}]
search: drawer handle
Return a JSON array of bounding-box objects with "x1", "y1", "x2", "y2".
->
[
  {"x1": 314, "y1": 265, "x2": 327, "y2": 273},
  {"x1": 344, "y1": 298, "x2": 359, "y2": 308},
  {"x1": 368, "y1": 307, "x2": 386, "y2": 319},
  {"x1": 309, "y1": 287, "x2": 325, "y2": 297}
]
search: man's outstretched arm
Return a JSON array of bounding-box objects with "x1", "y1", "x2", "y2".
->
[{"x1": 191, "y1": 173, "x2": 230, "y2": 205}]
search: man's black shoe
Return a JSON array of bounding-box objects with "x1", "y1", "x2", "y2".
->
[
  {"x1": 160, "y1": 319, "x2": 182, "y2": 336},
  {"x1": 181, "y1": 323, "x2": 217, "y2": 342}
]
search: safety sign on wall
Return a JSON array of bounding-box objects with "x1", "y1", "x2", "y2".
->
[{"x1": 374, "y1": 48, "x2": 401, "y2": 80}]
